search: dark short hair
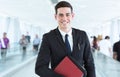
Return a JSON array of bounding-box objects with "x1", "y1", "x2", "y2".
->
[
  {"x1": 105, "y1": 36, "x2": 110, "y2": 39},
  {"x1": 55, "y1": 1, "x2": 73, "y2": 14},
  {"x1": 3, "y1": 32, "x2": 7, "y2": 35}
]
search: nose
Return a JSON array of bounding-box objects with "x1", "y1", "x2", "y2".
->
[{"x1": 62, "y1": 15, "x2": 67, "y2": 20}]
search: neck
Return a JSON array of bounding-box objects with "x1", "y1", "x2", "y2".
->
[
  {"x1": 59, "y1": 27, "x2": 72, "y2": 33},
  {"x1": 62, "y1": 28, "x2": 71, "y2": 33}
]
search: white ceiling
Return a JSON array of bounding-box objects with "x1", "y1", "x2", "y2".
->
[{"x1": 0, "y1": 0, "x2": 120, "y2": 29}]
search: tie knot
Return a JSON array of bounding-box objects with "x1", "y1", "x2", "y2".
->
[{"x1": 65, "y1": 34, "x2": 68, "y2": 38}]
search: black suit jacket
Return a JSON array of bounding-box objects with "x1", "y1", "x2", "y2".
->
[{"x1": 35, "y1": 28, "x2": 96, "y2": 77}]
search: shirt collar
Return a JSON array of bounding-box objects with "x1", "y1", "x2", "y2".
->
[{"x1": 58, "y1": 27, "x2": 72, "y2": 37}]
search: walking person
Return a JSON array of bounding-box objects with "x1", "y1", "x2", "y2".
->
[
  {"x1": 19, "y1": 34, "x2": 28, "y2": 59},
  {"x1": 33, "y1": 34, "x2": 40, "y2": 52},
  {"x1": 0, "y1": 32, "x2": 10, "y2": 60}
]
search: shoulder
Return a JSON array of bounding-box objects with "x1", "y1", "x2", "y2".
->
[
  {"x1": 72, "y1": 28, "x2": 87, "y2": 37},
  {"x1": 44, "y1": 28, "x2": 56, "y2": 35},
  {"x1": 72, "y1": 28, "x2": 85, "y2": 33},
  {"x1": 7, "y1": 38, "x2": 9, "y2": 40},
  {"x1": 42, "y1": 28, "x2": 57, "y2": 39},
  {"x1": 72, "y1": 28, "x2": 86, "y2": 34},
  {"x1": 114, "y1": 41, "x2": 120, "y2": 45},
  {"x1": 4, "y1": 37, "x2": 9, "y2": 41}
]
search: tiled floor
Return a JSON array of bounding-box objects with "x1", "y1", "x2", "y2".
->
[
  {"x1": 0, "y1": 48, "x2": 38, "y2": 74},
  {"x1": 93, "y1": 51, "x2": 120, "y2": 77},
  {"x1": 1, "y1": 49, "x2": 120, "y2": 77},
  {"x1": 10, "y1": 56, "x2": 39, "y2": 77}
]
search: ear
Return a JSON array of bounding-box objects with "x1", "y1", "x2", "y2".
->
[
  {"x1": 72, "y1": 13, "x2": 75, "y2": 18},
  {"x1": 54, "y1": 14, "x2": 57, "y2": 20}
]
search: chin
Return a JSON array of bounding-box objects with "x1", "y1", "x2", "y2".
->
[
  {"x1": 63, "y1": 26, "x2": 70, "y2": 29},
  {"x1": 63, "y1": 23, "x2": 69, "y2": 26},
  {"x1": 62, "y1": 25, "x2": 68, "y2": 28}
]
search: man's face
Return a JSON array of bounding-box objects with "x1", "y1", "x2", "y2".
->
[
  {"x1": 55, "y1": 7, "x2": 74, "y2": 30},
  {"x1": 3, "y1": 33, "x2": 7, "y2": 38}
]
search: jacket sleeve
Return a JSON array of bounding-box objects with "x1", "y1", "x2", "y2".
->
[
  {"x1": 83, "y1": 32, "x2": 96, "y2": 77},
  {"x1": 35, "y1": 34, "x2": 63, "y2": 77}
]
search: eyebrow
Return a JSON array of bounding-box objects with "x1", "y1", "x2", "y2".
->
[{"x1": 58, "y1": 13, "x2": 71, "y2": 15}]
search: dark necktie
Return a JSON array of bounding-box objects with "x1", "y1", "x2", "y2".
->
[{"x1": 65, "y1": 34, "x2": 71, "y2": 54}]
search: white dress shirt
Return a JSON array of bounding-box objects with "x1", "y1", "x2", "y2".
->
[{"x1": 58, "y1": 28, "x2": 73, "y2": 51}]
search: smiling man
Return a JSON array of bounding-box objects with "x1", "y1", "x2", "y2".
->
[
  {"x1": 35, "y1": 1, "x2": 96, "y2": 77},
  {"x1": 55, "y1": 6, "x2": 74, "y2": 33}
]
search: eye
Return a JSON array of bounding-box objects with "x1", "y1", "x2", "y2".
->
[
  {"x1": 59, "y1": 14, "x2": 64, "y2": 17},
  {"x1": 66, "y1": 13, "x2": 70, "y2": 17}
]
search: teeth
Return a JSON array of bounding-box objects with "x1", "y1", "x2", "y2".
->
[{"x1": 62, "y1": 21, "x2": 67, "y2": 24}]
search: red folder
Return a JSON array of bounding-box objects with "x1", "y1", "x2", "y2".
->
[{"x1": 54, "y1": 56, "x2": 86, "y2": 77}]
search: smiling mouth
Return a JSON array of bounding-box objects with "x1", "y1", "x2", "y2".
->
[{"x1": 61, "y1": 21, "x2": 68, "y2": 24}]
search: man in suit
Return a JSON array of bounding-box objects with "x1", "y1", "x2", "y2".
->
[{"x1": 35, "y1": 1, "x2": 96, "y2": 77}]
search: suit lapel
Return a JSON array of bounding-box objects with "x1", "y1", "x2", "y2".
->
[
  {"x1": 55, "y1": 28, "x2": 67, "y2": 52},
  {"x1": 72, "y1": 29, "x2": 78, "y2": 53}
]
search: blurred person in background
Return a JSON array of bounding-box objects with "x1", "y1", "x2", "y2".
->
[
  {"x1": 33, "y1": 34, "x2": 41, "y2": 52},
  {"x1": 113, "y1": 37, "x2": 120, "y2": 61},
  {"x1": 19, "y1": 34, "x2": 28, "y2": 57},
  {"x1": 91, "y1": 36, "x2": 99, "y2": 52},
  {"x1": 0, "y1": 32, "x2": 10, "y2": 60},
  {"x1": 99, "y1": 36, "x2": 112, "y2": 57},
  {"x1": 25, "y1": 32, "x2": 31, "y2": 43}
]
